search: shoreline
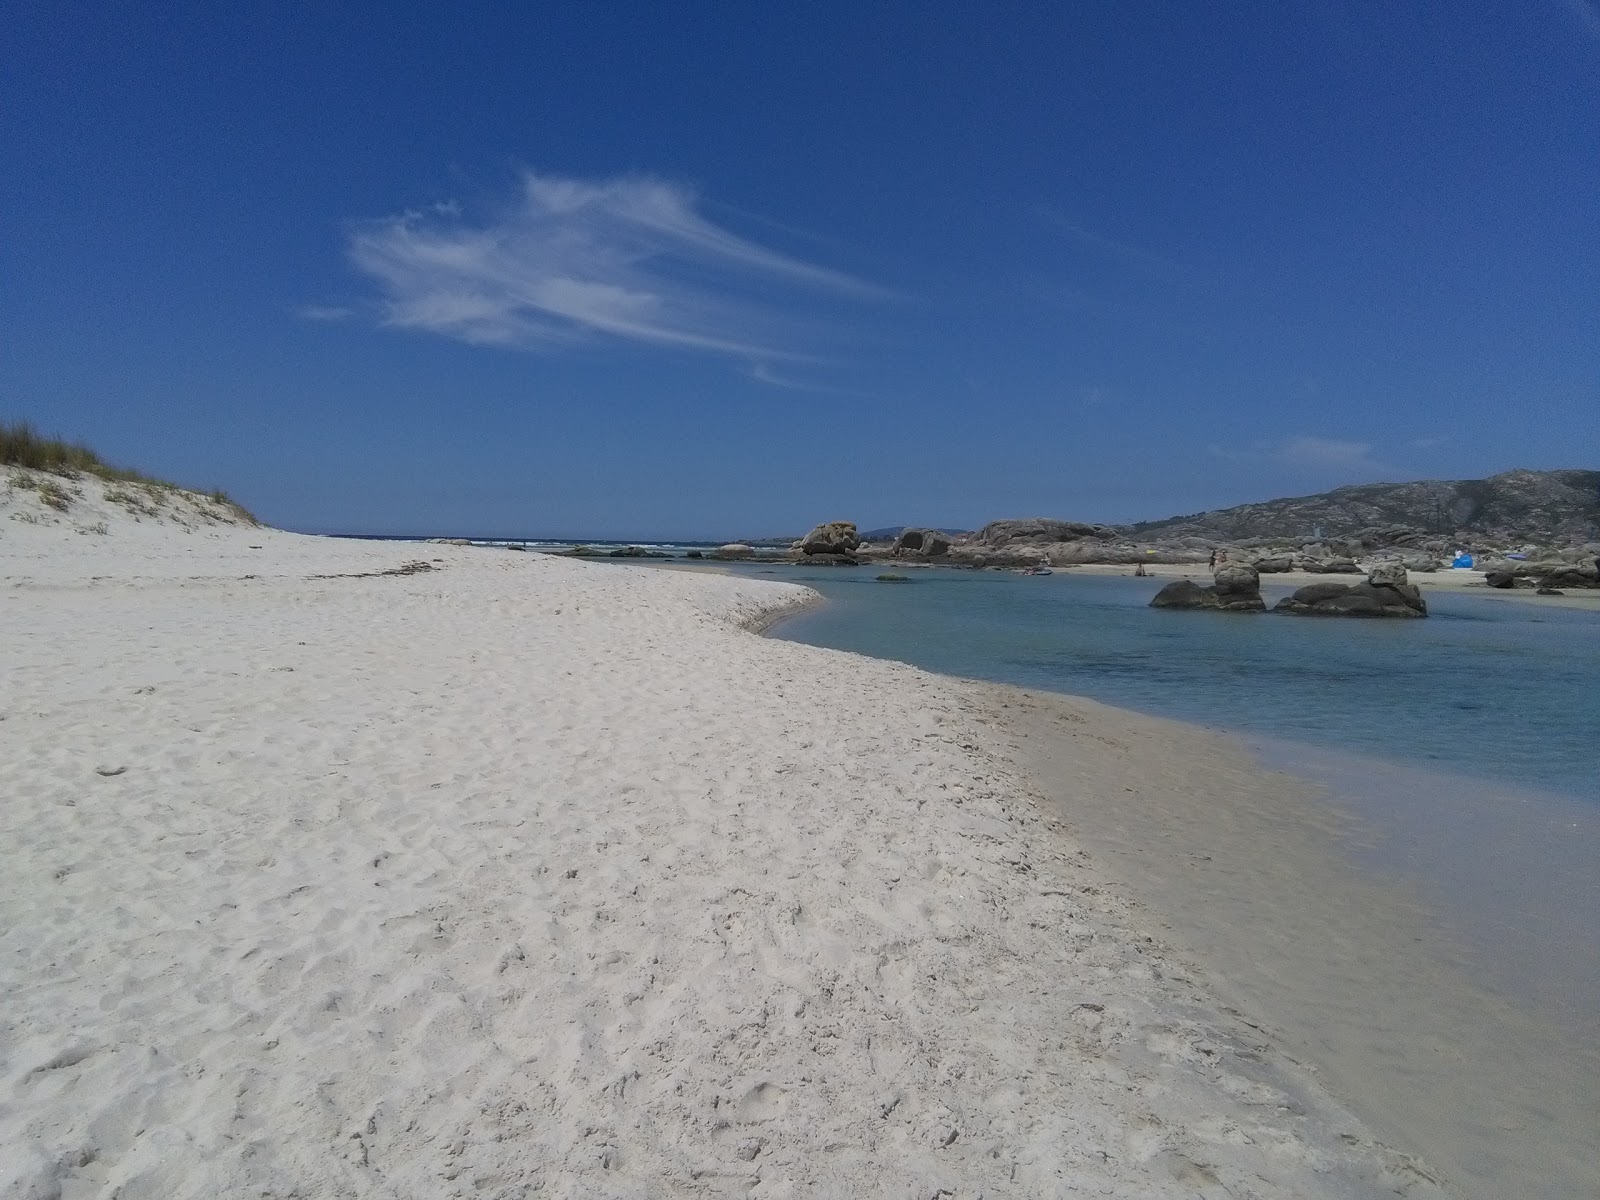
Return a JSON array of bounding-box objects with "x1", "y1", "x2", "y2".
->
[
  {"x1": 758, "y1": 593, "x2": 1599, "y2": 1196},
  {"x1": 0, "y1": 518, "x2": 1577, "y2": 1197},
  {"x1": 976, "y1": 684, "x2": 1598, "y2": 1200}
]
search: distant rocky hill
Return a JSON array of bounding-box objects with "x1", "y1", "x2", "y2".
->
[{"x1": 1125, "y1": 469, "x2": 1600, "y2": 545}]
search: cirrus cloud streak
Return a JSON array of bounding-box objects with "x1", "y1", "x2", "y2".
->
[{"x1": 340, "y1": 172, "x2": 885, "y2": 362}]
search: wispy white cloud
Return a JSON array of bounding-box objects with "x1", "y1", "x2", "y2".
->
[
  {"x1": 1558, "y1": 0, "x2": 1600, "y2": 41},
  {"x1": 339, "y1": 171, "x2": 884, "y2": 363}
]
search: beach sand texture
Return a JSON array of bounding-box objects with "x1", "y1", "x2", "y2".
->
[{"x1": 3, "y1": 481, "x2": 1441, "y2": 1198}]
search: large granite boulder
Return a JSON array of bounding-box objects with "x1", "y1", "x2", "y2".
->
[
  {"x1": 1274, "y1": 563, "x2": 1427, "y2": 617},
  {"x1": 800, "y1": 521, "x2": 861, "y2": 556},
  {"x1": 1212, "y1": 562, "x2": 1261, "y2": 595},
  {"x1": 1299, "y1": 556, "x2": 1361, "y2": 574},
  {"x1": 893, "y1": 527, "x2": 952, "y2": 558},
  {"x1": 713, "y1": 543, "x2": 755, "y2": 560},
  {"x1": 1150, "y1": 566, "x2": 1266, "y2": 612},
  {"x1": 1527, "y1": 559, "x2": 1600, "y2": 589},
  {"x1": 1367, "y1": 560, "x2": 1409, "y2": 588},
  {"x1": 1251, "y1": 554, "x2": 1296, "y2": 573}
]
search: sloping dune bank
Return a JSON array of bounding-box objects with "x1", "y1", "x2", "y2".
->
[{"x1": 3, "y1": 526, "x2": 1467, "y2": 1199}]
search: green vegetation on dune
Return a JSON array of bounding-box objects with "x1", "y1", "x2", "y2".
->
[{"x1": 2, "y1": 419, "x2": 256, "y2": 523}]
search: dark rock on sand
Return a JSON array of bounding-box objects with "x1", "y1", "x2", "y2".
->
[
  {"x1": 1250, "y1": 554, "x2": 1296, "y2": 573},
  {"x1": 1485, "y1": 571, "x2": 1518, "y2": 589}
]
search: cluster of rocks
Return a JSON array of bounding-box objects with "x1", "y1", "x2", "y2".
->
[
  {"x1": 1273, "y1": 560, "x2": 1428, "y2": 617},
  {"x1": 706, "y1": 514, "x2": 1598, "y2": 594},
  {"x1": 1151, "y1": 561, "x2": 1428, "y2": 618},
  {"x1": 556, "y1": 544, "x2": 674, "y2": 559},
  {"x1": 1477, "y1": 552, "x2": 1600, "y2": 591}
]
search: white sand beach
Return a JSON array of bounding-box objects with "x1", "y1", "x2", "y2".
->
[{"x1": 0, "y1": 473, "x2": 1482, "y2": 1197}]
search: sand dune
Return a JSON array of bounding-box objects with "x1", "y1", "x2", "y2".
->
[{"x1": 2, "y1": 490, "x2": 1440, "y2": 1197}]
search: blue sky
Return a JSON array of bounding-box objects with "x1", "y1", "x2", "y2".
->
[{"x1": 4, "y1": 2, "x2": 1597, "y2": 538}]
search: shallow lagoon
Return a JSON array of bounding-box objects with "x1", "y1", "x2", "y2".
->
[
  {"x1": 757, "y1": 566, "x2": 1600, "y2": 803},
  {"x1": 753, "y1": 563, "x2": 1600, "y2": 1025}
]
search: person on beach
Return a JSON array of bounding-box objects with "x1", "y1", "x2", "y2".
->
[{"x1": 1208, "y1": 549, "x2": 1217, "y2": 569}]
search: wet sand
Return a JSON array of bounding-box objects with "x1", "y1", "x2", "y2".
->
[{"x1": 986, "y1": 684, "x2": 1599, "y2": 1200}]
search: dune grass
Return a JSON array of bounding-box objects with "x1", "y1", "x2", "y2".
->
[{"x1": 2, "y1": 420, "x2": 256, "y2": 522}]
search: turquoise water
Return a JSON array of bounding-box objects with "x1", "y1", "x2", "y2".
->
[{"x1": 752, "y1": 567, "x2": 1600, "y2": 804}]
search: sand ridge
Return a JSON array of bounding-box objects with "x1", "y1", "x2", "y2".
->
[{"x1": 2, "y1": 524, "x2": 1440, "y2": 1198}]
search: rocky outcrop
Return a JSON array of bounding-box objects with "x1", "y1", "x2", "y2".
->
[
  {"x1": 713, "y1": 543, "x2": 755, "y2": 560},
  {"x1": 970, "y1": 518, "x2": 1113, "y2": 548},
  {"x1": 1149, "y1": 563, "x2": 1266, "y2": 612},
  {"x1": 892, "y1": 527, "x2": 953, "y2": 558},
  {"x1": 1274, "y1": 564, "x2": 1428, "y2": 618},
  {"x1": 800, "y1": 521, "x2": 861, "y2": 557},
  {"x1": 607, "y1": 546, "x2": 671, "y2": 558},
  {"x1": 1474, "y1": 554, "x2": 1600, "y2": 589},
  {"x1": 1299, "y1": 556, "x2": 1361, "y2": 573},
  {"x1": 1368, "y1": 549, "x2": 1442, "y2": 573}
]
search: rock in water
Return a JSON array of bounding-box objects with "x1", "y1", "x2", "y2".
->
[
  {"x1": 1274, "y1": 562, "x2": 1428, "y2": 617},
  {"x1": 892, "y1": 527, "x2": 952, "y2": 557},
  {"x1": 1150, "y1": 579, "x2": 1210, "y2": 609},
  {"x1": 1366, "y1": 560, "x2": 1409, "y2": 588},
  {"x1": 713, "y1": 543, "x2": 755, "y2": 560},
  {"x1": 1149, "y1": 567, "x2": 1266, "y2": 612},
  {"x1": 800, "y1": 521, "x2": 862, "y2": 556},
  {"x1": 1212, "y1": 562, "x2": 1261, "y2": 595}
]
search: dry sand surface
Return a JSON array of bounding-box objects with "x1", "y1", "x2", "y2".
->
[{"x1": 4, "y1": 473, "x2": 1448, "y2": 1198}]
